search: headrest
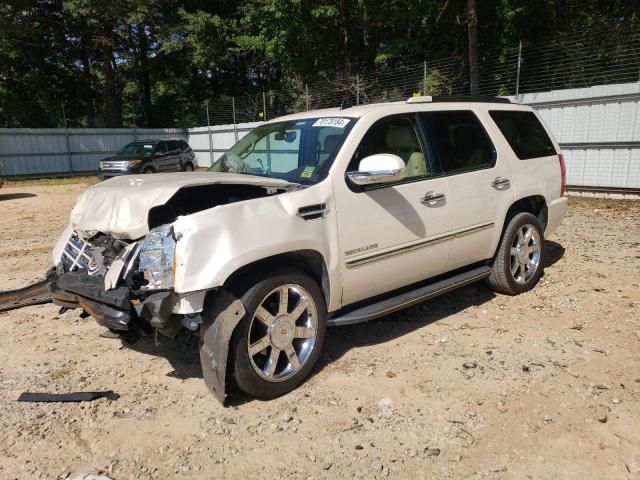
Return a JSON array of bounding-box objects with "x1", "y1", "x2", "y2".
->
[
  {"x1": 323, "y1": 134, "x2": 342, "y2": 154},
  {"x1": 386, "y1": 125, "x2": 419, "y2": 150}
]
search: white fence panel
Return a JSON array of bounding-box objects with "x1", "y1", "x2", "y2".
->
[
  {"x1": 187, "y1": 122, "x2": 261, "y2": 168},
  {"x1": 524, "y1": 81, "x2": 640, "y2": 189}
]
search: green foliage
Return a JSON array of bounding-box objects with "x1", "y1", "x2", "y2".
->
[{"x1": 0, "y1": 0, "x2": 637, "y2": 127}]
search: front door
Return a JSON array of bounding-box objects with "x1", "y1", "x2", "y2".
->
[{"x1": 334, "y1": 114, "x2": 453, "y2": 306}]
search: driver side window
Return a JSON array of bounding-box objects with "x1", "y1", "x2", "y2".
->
[{"x1": 348, "y1": 115, "x2": 430, "y2": 179}]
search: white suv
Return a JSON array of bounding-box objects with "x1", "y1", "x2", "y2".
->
[{"x1": 50, "y1": 96, "x2": 568, "y2": 402}]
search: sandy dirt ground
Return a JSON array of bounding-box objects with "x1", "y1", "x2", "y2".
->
[{"x1": 0, "y1": 182, "x2": 639, "y2": 480}]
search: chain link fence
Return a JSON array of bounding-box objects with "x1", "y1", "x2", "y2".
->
[
  {"x1": 183, "y1": 25, "x2": 640, "y2": 128},
  {"x1": 42, "y1": 24, "x2": 640, "y2": 129}
]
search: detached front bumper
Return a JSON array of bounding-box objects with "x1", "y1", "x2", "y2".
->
[
  {"x1": 49, "y1": 270, "x2": 200, "y2": 338},
  {"x1": 50, "y1": 271, "x2": 131, "y2": 331}
]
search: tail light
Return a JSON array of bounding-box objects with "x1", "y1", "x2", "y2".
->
[{"x1": 558, "y1": 153, "x2": 567, "y2": 196}]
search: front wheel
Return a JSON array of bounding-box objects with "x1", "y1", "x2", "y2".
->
[
  {"x1": 486, "y1": 212, "x2": 545, "y2": 295},
  {"x1": 231, "y1": 271, "x2": 326, "y2": 399}
]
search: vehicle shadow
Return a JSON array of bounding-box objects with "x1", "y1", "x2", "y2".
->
[
  {"x1": 122, "y1": 331, "x2": 203, "y2": 380},
  {"x1": 120, "y1": 239, "x2": 565, "y2": 404},
  {"x1": 542, "y1": 240, "x2": 565, "y2": 269},
  {"x1": 316, "y1": 239, "x2": 565, "y2": 374},
  {"x1": 0, "y1": 193, "x2": 37, "y2": 201},
  {"x1": 316, "y1": 282, "x2": 496, "y2": 375}
]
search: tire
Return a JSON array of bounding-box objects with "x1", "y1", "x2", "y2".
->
[
  {"x1": 230, "y1": 269, "x2": 327, "y2": 399},
  {"x1": 184, "y1": 162, "x2": 194, "y2": 172},
  {"x1": 486, "y1": 212, "x2": 545, "y2": 295},
  {"x1": 141, "y1": 165, "x2": 155, "y2": 174}
]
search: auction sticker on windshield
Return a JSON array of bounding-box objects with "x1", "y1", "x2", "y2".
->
[{"x1": 312, "y1": 118, "x2": 350, "y2": 128}]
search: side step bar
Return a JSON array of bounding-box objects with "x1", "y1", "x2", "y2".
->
[{"x1": 327, "y1": 266, "x2": 492, "y2": 326}]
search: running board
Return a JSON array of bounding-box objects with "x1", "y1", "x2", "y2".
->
[{"x1": 327, "y1": 266, "x2": 492, "y2": 326}]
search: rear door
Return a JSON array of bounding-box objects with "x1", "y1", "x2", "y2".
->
[
  {"x1": 419, "y1": 109, "x2": 515, "y2": 270},
  {"x1": 165, "y1": 140, "x2": 182, "y2": 171},
  {"x1": 154, "y1": 142, "x2": 170, "y2": 171},
  {"x1": 334, "y1": 113, "x2": 453, "y2": 306},
  {"x1": 180, "y1": 140, "x2": 195, "y2": 167}
]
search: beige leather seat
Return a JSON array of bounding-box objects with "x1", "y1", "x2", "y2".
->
[{"x1": 385, "y1": 125, "x2": 428, "y2": 177}]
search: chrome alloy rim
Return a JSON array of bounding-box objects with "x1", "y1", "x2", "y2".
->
[
  {"x1": 247, "y1": 285, "x2": 318, "y2": 382},
  {"x1": 510, "y1": 224, "x2": 541, "y2": 284}
]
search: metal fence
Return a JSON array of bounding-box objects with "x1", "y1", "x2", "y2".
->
[
  {"x1": 183, "y1": 24, "x2": 640, "y2": 128},
  {"x1": 1, "y1": 83, "x2": 640, "y2": 191},
  {"x1": 0, "y1": 128, "x2": 188, "y2": 177},
  {"x1": 0, "y1": 124, "x2": 261, "y2": 177},
  {"x1": 522, "y1": 83, "x2": 640, "y2": 191}
]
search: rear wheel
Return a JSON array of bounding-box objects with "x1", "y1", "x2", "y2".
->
[
  {"x1": 487, "y1": 212, "x2": 544, "y2": 295},
  {"x1": 231, "y1": 270, "x2": 326, "y2": 399},
  {"x1": 184, "y1": 162, "x2": 194, "y2": 172}
]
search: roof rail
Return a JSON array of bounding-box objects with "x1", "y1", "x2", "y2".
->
[
  {"x1": 430, "y1": 95, "x2": 512, "y2": 104},
  {"x1": 406, "y1": 95, "x2": 433, "y2": 104}
]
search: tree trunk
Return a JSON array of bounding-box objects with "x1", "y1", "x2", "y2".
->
[
  {"x1": 467, "y1": 0, "x2": 480, "y2": 95},
  {"x1": 80, "y1": 32, "x2": 97, "y2": 127},
  {"x1": 338, "y1": 0, "x2": 351, "y2": 74},
  {"x1": 137, "y1": 25, "x2": 152, "y2": 126},
  {"x1": 102, "y1": 33, "x2": 122, "y2": 127}
]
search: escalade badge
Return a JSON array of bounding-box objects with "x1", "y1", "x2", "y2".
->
[{"x1": 345, "y1": 243, "x2": 378, "y2": 257}]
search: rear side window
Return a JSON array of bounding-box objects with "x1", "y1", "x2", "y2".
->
[
  {"x1": 179, "y1": 140, "x2": 191, "y2": 151},
  {"x1": 419, "y1": 111, "x2": 495, "y2": 174},
  {"x1": 489, "y1": 110, "x2": 557, "y2": 160},
  {"x1": 167, "y1": 140, "x2": 180, "y2": 152}
]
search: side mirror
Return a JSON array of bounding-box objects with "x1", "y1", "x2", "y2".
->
[{"x1": 346, "y1": 154, "x2": 406, "y2": 186}]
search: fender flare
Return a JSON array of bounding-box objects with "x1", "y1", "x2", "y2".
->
[{"x1": 198, "y1": 290, "x2": 246, "y2": 404}]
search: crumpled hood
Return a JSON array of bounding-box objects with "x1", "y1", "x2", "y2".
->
[{"x1": 70, "y1": 172, "x2": 292, "y2": 240}]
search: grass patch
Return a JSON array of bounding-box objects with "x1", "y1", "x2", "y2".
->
[{"x1": 3, "y1": 176, "x2": 99, "y2": 187}]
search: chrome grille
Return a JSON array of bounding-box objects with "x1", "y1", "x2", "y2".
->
[{"x1": 61, "y1": 233, "x2": 92, "y2": 271}]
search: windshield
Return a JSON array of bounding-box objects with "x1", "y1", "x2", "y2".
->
[
  {"x1": 117, "y1": 142, "x2": 155, "y2": 156},
  {"x1": 209, "y1": 117, "x2": 355, "y2": 185}
]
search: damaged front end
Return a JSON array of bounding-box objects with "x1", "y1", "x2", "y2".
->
[
  {"x1": 50, "y1": 223, "x2": 248, "y2": 404},
  {"x1": 50, "y1": 225, "x2": 204, "y2": 338}
]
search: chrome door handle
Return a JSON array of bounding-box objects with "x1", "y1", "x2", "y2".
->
[
  {"x1": 420, "y1": 191, "x2": 446, "y2": 206},
  {"x1": 491, "y1": 177, "x2": 511, "y2": 190}
]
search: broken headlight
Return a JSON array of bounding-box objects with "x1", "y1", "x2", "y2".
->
[{"x1": 138, "y1": 225, "x2": 176, "y2": 290}]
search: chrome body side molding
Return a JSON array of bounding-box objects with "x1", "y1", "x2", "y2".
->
[{"x1": 345, "y1": 222, "x2": 494, "y2": 269}]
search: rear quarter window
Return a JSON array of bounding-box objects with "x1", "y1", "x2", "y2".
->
[{"x1": 489, "y1": 110, "x2": 557, "y2": 160}]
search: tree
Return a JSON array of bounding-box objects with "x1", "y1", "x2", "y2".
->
[{"x1": 467, "y1": 0, "x2": 479, "y2": 94}]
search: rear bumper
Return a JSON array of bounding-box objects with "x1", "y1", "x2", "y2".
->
[{"x1": 545, "y1": 196, "x2": 568, "y2": 237}]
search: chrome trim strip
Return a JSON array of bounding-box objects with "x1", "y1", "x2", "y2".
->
[
  {"x1": 346, "y1": 222, "x2": 494, "y2": 269},
  {"x1": 453, "y1": 222, "x2": 495, "y2": 239}
]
